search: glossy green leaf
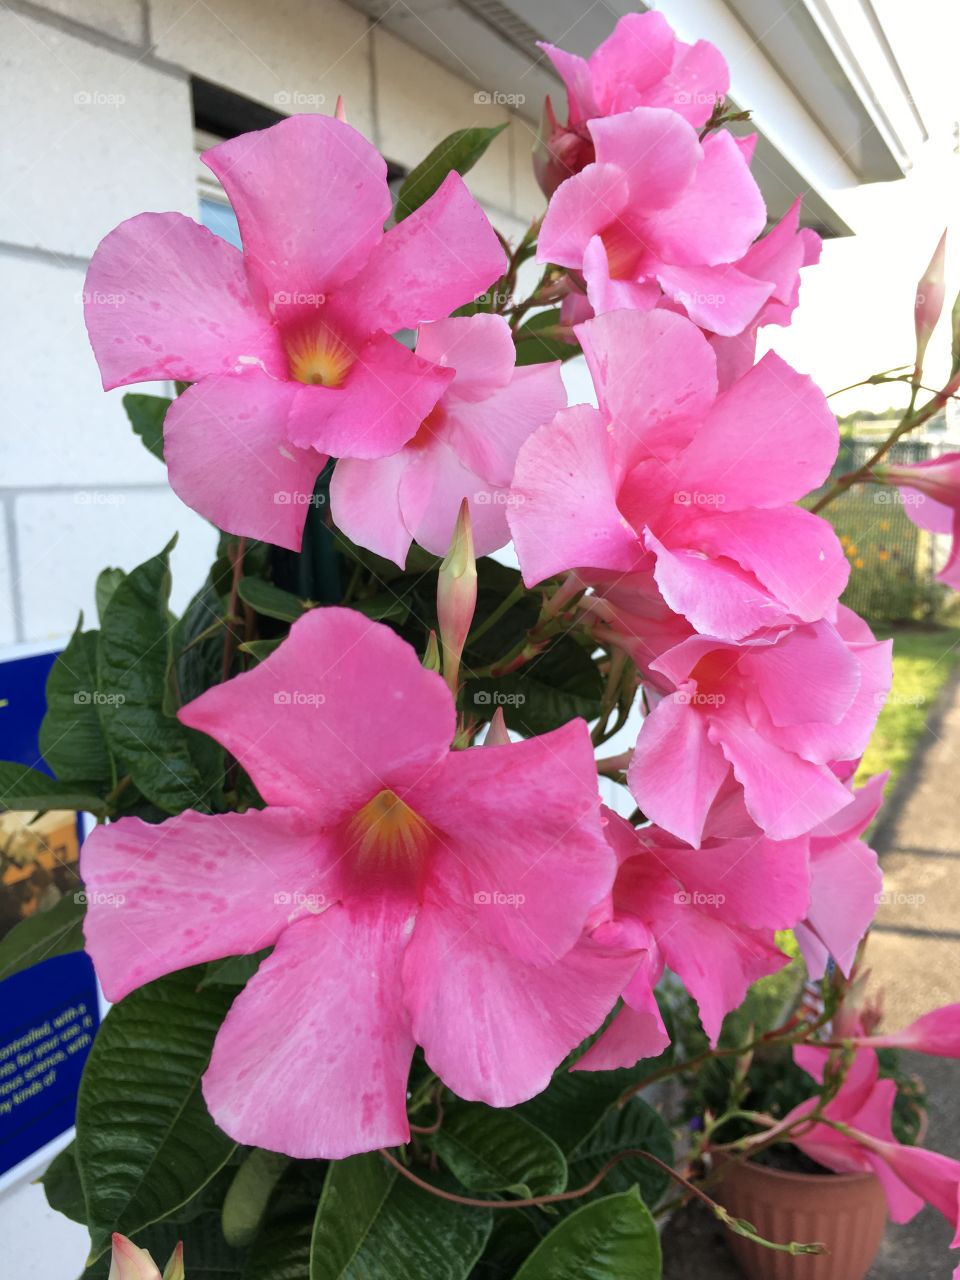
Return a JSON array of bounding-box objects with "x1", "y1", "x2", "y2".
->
[
  {"x1": 95, "y1": 568, "x2": 126, "y2": 626},
  {"x1": 0, "y1": 760, "x2": 104, "y2": 814},
  {"x1": 310, "y1": 1152, "x2": 491, "y2": 1279},
  {"x1": 41, "y1": 1142, "x2": 87, "y2": 1224},
  {"x1": 0, "y1": 891, "x2": 86, "y2": 982},
  {"x1": 76, "y1": 969, "x2": 237, "y2": 1261},
  {"x1": 222, "y1": 1149, "x2": 290, "y2": 1247},
  {"x1": 395, "y1": 124, "x2": 508, "y2": 221},
  {"x1": 237, "y1": 578, "x2": 310, "y2": 623},
  {"x1": 123, "y1": 393, "x2": 169, "y2": 462},
  {"x1": 514, "y1": 310, "x2": 580, "y2": 367},
  {"x1": 198, "y1": 950, "x2": 270, "y2": 989},
  {"x1": 97, "y1": 540, "x2": 209, "y2": 813},
  {"x1": 241, "y1": 1164, "x2": 326, "y2": 1280},
  {"x1": 39, "y1": 621, "x2": 114, "y2": 787},
  {"x1": 238, "y1": 637, "x2": 285, "y2": 662},
  {"x1": 464, "y1": 636, "x2": 603, "y2": 736},
  {"x1": 429, "y1": 1101, "x2": 567, "y2": 1197},
  {"x1": 566, "y1": 1099, "x2": 674, "y2": 1211},
  {"x1": 511, "y1": 1189, "x2": 661, "y2": 1280}
]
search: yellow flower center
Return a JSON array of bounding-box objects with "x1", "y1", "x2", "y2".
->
[
  {"x1": 285, "y1": 324, "x2": 355, "y2": 387},
  {"x1": 345, "y1": 789, "x2": 432, "y2": 867}
]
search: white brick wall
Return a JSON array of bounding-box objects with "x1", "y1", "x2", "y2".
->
[{"x1": 0, "y1": 0, "x2": 546, "y2": 647}]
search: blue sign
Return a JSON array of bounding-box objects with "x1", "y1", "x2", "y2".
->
[{"x1": 0, "y1": 952, "x2": 100, "y2": 1176}]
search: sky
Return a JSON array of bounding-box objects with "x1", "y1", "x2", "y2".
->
[{"x1": 760, "y1": 0, "x2": 960, "y2": 418}]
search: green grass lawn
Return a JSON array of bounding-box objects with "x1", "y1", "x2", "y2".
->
[{"x1": 857, "y1": 625, "x2": 960, "y2": 790}]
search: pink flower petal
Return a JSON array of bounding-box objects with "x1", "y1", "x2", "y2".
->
[
  {"x1": 642, "y1": 39, "x2": 730, "y2": 126},
  {"x1": 576, "y1": 309, "x2": 718, "y2": 465},
  {"x1": 508, "y1": 404, "x2": 641, "y2": 585},
  {"x1": 588, "y1": 108, "x2": 701, "y2": 213},
  {"x1": 286, "y1": 332, "x2": 455, "y2": 458},
  {"x1": 536, "y1": 43, "x2": 597, "y2": 124},
  {"x1": 203, "y1": 115, "x2": 391, "y2": 307},
  {"x1": 656, "y1": 262, "x2": 774, "y2": 337},
  {"x1": 644, "y1": 131, "x2": 765, "y2": 266},
  {"x1": 398, "y1": 439, "x2": 511, "y2": 558},
  {"x1": 409, "y1": 720, "x2": 615, "y2": 965},
  {"x1": 627, "y1": 694, "x2": 729, "y2": 848},
  {"x1": 583, "y1": 236, "x2": 662, "y2": 316},
  {"x1": 164, "y1": 373, "x2": 325, "y2": 551},
  {"x1": 573, "y1": 991, "x2": 670, "y2": 1072},
  {"x1": 798, "y1": 832, "x2": 880, "y2": 979},
  {"x1": 81, "y1": 807, "x2": 337, "y2": 1001},
  {"x1": 403, "y1": 869, "x2": 630, "y2": 1106},
  {"x1": 346, "y1": 172, "x2": 507, "y2": 333},
  {"x1": 84, "y1": 212, "x2": 285, "y2": 390},
  {"x1": 203, "y1": 901, "x2": 416, "y2": 1157},
  {"x1": 538, "y1": 164, "x2": 631, "y2": 269},
  {"x1": 589, "y1": 12, "x2": 676, "y2": 107},
  {"x1": 179, "y1": 609, "x2": 455, "y2": 822},
  {"x1": 329, "y1": 452, "x2": 413, "y2": 567},
  {"x1": 416, "y1": 314, "x2": 517, "y2": 399}
]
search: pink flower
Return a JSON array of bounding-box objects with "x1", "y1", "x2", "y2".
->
[
  {"x1": 793, "y1": 771, "x2": 886, "y2": 979},
  {"x1": 574, "y1": 808, "x2": 808, "y2": 1069},
  {"x1": 787, "y1": 1046, "x2": 960, "y2": 1239},
  {"x1": 874, "y1": 453, "x2": 960, "y2": 589},
  {"x1": 330, "y1": 315, "x2": 566, "y2": 564},
  {"x1": 537, "y1": 105, "x2": 767, "y2": 336},
  {"x1": 509, "y1": 308, "x2": 847, "y2": 644},
  {"x1": 81, "y1": 609, "x2": 627, "y2": 1158},
  {"x1": 83, "y1": 114, "x2": 506, "y2": 551},
  {"x1": 534, "y1": 12, "x2": 729, "y2": 197},
  {"x1": 628, "y1": 609, "x2": 891, "y2": 846},
  {"x1": 847, "y1": 1003, "x2": 960, "y2": 1058}
]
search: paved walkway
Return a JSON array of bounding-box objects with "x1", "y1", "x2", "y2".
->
[{"x1": 663, "y1": 670, "x2": 960, "y2": 1279}]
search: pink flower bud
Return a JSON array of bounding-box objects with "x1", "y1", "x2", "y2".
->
[
  {"x1": 532, "y1": 95, "x2": 594, "y2": 199},
  {"x1": 914, "y1": 229, "x2": 947, "y2": 374},
  {"x1": 484, "y1": 707, "x2": 510, "y2": 746},
  {"x1": 437, "y1": 499, "x2": 477, "y2": 694},
  {"x1": 108, "y1": 1235, "x2": 162, "y2": 1280}
]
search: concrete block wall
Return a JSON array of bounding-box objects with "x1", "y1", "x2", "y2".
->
[{"x1": 0, "y1": 0, "x2": 548, "y2": 649}]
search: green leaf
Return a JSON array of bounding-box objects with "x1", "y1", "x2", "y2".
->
[
  {"x1": 0, "y1": 891, "x2": 86, "y2": 982},
  {"x1": 97, "y1": 540, "x2": 210, "y2": 813},
  {"x1": 76, "y1": 969, "x2": 237, "y2": 1261},
  {"x1": 237, "y1": 578, "x2": 310, "y2": 623},
  {"x1": 428, "y1": 1101, "x2": 567, "y2": 1197},
  {"x1": 95, "y1": 568, "x2": 126, "y2": 626},
  {"x1": 464, "y1": 636, "x2": 603, "y2": 736},
  {"x1": 395, "y1": 124, "x2": 508, "y2": 221},
  {"x1": 511, "y1": 1189, "x2": 661, "y2": 1279},
  {"x1": 123, "y1": 393, "x2": 169, "y2": 462},
  {"x1": 566, "y1": 1099, "x2": 673, "y2": 1211},
  {"x1": 0, "y1": 760, "x2": 104, "y2": 814},
  {"x1": 241, "y1": 1164, "x2": 325, "y2": 1280},
  {"x1": 41, "y1": 1142, "x2": 87, "y2": 1224},
  {"x1": 310, "y1": 1152, "x2": 491, "y2": 1279},
  {"x1": 39, "y1": 621, "x2": 114, "y2": 787},
  {"x1": 514, "y1": 311, "x2": 580, "y2": 367},
  {"x1": 238, "y1": 637, "x2": 285, "y2": 662},
  {"x1": 223, "y1": 1149, "x2": 290, "y2": 1247},
  {"x1": 351, "y1": 593, "x2": 411, "y2": 623},
  {"x1": 198, "y1": 950, "x2": 270, "y2": 989}
]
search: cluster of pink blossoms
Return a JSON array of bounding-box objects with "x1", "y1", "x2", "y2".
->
[{"x1": 80, "y1": 7, "x2": 960, "y2": 1248}]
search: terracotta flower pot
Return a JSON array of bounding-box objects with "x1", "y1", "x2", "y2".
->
[{"x1": 713, "y1": 1156, "x2": 887, "y2": 1280}]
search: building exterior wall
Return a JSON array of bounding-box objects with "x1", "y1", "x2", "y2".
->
[{"x1": 0, "y1": 0, "x2": 542, "y2": 648}]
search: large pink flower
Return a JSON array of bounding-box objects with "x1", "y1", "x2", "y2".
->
[
  {"x1": 534, "y1": 12, "x2": 729, "y2": 197},
  {"x1": 80, "y1": 609, "x2": 626, "y2": 1158},
  {"x1": 509, "y1": 308, "x2": 847, "y2": 643},
  {"x1": 83, "y1": 114, "x2": 506, "y2": 551},
  {"x1": 330, "y1": 314, "x2": 566, "y2": 565},
  {"x1": 574, "y1": 808, "x2": 808, "y2": 1070},
  {"x1": 786, "y1": 1046, "x2": 960, "y2": 1240},
  {"x1": 875, "y1": 452, "x2": 960, "y2": 589},
  {"x1": 537, "y1": 106, "x2": 767, "y2": 335}
]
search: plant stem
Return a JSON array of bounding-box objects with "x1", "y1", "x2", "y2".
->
[{"x1": 467, "y1": 580, "x2": 526, "y2": 646}]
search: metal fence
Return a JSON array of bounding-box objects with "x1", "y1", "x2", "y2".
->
[{"x1": 812, "y1": 437, "x2": 946, "y2": 624}]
